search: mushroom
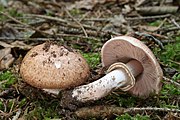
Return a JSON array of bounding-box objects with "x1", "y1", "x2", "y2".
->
[
  {"x1": 20, "y1": 42, "x2": 90, "y2": 94},
  {"x1": 61, "y1": 36, "x2": 163, "y2": 103}
]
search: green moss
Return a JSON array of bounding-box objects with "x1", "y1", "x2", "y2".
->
[
  {"x1": 175, "y1": 36, "x2": 180, "y2": 41},
  {"x1": 69, "y1": 8, "x2": 84, "y2": 16},
  {"x1": 118, "y1": 96, "x2": 137, "y2": 107},
  {"x1": 148, "y1": 20, "x2": 162, "y2": 26},
  {"x1": 18, "y1": 98, "x2": 27, "y2": 108},
  {"x1": 0, "y1": 71, "x2": 17, "y2": 89},
  {"x1": 153, "y1": 43, "x2": 180, "y2": 71},
  {"x1": 172, "y1": 73, "x2": 180, "y2": 81},
  {"x1": 0, "y1": 5, "x2": 23, "y2": 21},
  {"x1": 160, "y1": 82, "x2": 180, "y2": 97},
  {"x1": 24, "y1": 100, "x2": 61, "y2": 119},
  {"x1": 0, "y1": 100, "x2": 3, "y2": 110},
  {"x1": 82, "y1": 52, "x2": 100, "y2": 68},
  {"x1": 163, "y1": 84, "x2": 179, "y2": 95}
]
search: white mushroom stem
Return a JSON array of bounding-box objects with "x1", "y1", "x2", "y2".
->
[
  {"x1": 42, "y1": 89, "x2": 61, "y2": 95},
  {"x1": 72, "y1": 60, "x2": 143, "y2": 102}
]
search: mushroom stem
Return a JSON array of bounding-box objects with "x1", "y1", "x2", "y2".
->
[
  {"x1": 126, "y1": 60, "x2": 143, "y2": 77},
  {"x1": 72, "y1": 59, "x2": 143, "y2": 102}
]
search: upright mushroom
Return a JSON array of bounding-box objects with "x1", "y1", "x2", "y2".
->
[
  {"x1": 20, "y1": 42, "x2": 90, "y2": 94},
  {"x1": 61, "y1": 36, "x2": 163, "y2": 103}
]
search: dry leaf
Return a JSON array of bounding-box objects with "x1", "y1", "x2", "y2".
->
[
  {"x1": 68, "y1": 0, "x2": 116, "y2": 10},
  {"x1": 122, "y1": 5, "x2": 132, "y2": 14},
  {"x1": 0, "y1": 25, "x2": 19, "y2": 38},
  {"x1": 138, "y1": 25, "x2": 160, "y2": 32},
  {"x1": 11, "y1": 41, "x2": 33, "y2": 50},
  {"x1": 0, "y1": 41, "x2": 32, "y2": 50},
  {"x1": 136, "y1": 6, "x2": 179, "y2": 15},
  {"x1": 110, "y1": 14, "x2": 127, "y2": 26},
  {"x1": 0, "y1": 48, "x2": 14, "y2": 70}
]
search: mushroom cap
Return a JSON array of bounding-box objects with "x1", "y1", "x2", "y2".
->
[
  {"x1": 20, "y1": 42, "x2": 90, "y2": 89},
  {"x1": 101, "y1": 36, "x2": 163, "y2": 97}
]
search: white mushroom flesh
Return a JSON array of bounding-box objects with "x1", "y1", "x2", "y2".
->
[{"x1": 72, "y1": 60, "x2": 143, "y2": 102}]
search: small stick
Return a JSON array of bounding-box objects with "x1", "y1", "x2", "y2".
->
[
  {"x1": 160, "y1": 27, "x2": 180, "y2": 33},
  {"x1": 0, "y1": 110, "x2": 10, "y2": 117},
  {"x1": 0, "y1": 33, "x2": 99, "y2": 42},
  {"x1": 12, "y1": 109, "x2": 21, "y2": 120},
  {"x1": 58, "y1": 26, "x2": 112, "y2": 38},
  {"x1": 75, "y1": 105, "x2": 180, "y2": 118},
  {"x1": 171, "y1": 19, "x2": 180, "y2": 28},
  {"x1": 75, "y1": 106, "x2": 125, "y2": 118},
  {"x1": 126, "y1": 107, "x2": 180, "y2": 113},
  {"x1": 65, "y1": 9, "x2": 88, "y2": 37},
  {"x1": 163, "y1": 76, "x2": 180, "y2": 87},
  {"x1": 168, "y1": 60, "x2": 180, "y2": 66},
  {"x1": 134, "y1": 32, "x2": 164, "y2": 49},
  {"x1": 0, "y1": 37, "x2": 53, "y2": 41},
  {"x1": 0, "y1": 12, "x2": 100, "y2": 41},
  {"x1": 79, "y1": 14, "x2": 171, "y2": 21},
  {"x1": 25, "y1": 14, "x2": 120, "y2": 35},
  {"x1": 25, "y1": 14, "x2": 97, "y2": 30},
  {"x1": 0, "y1": 12, "x2": 52, "y2": 37},
  {"x1": 136, "y1": 6, "x2": 178, "y2": 15},
  {"x1": 126, "y1": 14, "x2": 171, "y2": 20},
  {"x1": 0, "y1": 88, "x2": 14, "y2": 97}
]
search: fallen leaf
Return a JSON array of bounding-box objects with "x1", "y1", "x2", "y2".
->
[
  {"x1": 110, "y1": 14, "x2": 127, "y2": 26},
  {"x1": 11, "y1": 41, "x2": 33, "y2": 50},
  {"x1": 0, "y1": 25, "x2": 20, "y2": 38},
  {"x1": 0, "y1": 41, "x2": 32, "y2": 50},
  {"x1": 122, "y1": 4, "x2": 132, "y2": 14},
  {"x1": 68, "y1": 0, "x2": 116, "y2": 10},
  {"x1": 138, "y1": 25, "x2": 160, "y2": 32},
  {"x1": 0, "y1": 48, "x2": 14, "y2": 70}
]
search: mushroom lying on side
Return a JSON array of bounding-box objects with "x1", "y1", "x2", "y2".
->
[
  {"x1": 61, "y1": 36, "x2": 163, "y2": 103},
  {"x1": 20, "y1": 42, "x2": 90, "y2": 94}
]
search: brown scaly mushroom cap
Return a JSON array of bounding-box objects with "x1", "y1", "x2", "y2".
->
[
  {"x1": 101, "y1": 36, "x2": 163, "y2": 97},
  {"x1": 20, "y1": 42, "x2": 90, "y2": 89}
]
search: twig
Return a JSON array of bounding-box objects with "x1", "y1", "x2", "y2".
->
[
  {"x1": 9, "y1": 99, "x2": 15, "y2": 114},
  {"x1": 25, "y1": 14, "x2": 120, "y2": 35},
  {"x1": 25, "y1": 14, "x2": 97, "y2": 30},
  {"x1": 58, "y1": 26, "x2": 112, "y2": 38},
  {"x1": 134, "y1": 32, "x2": 164, "y2": 49},
  {"x1": 75, "y1": 106, "x2": 125, "y2": 118},
  {"x1": 79, "y1": 14, "x2": 171, "y2": 21},
  {"x1": 158, "y1": 40, "x2": 176, "y2": 43},
  {"x1": 171, "y1": 19, "x2": 180, "y2": 28},
  {"x1": 136, "y1": 6, "x2": 178, "y2": 15},
  {"x1": 12, "y1": 109, "x2": 21, "y2": 120},
  {"x1": 75, "y1": 105, "x2": 180, "y2": 118},
  {"x1": 65, "y1": 9, "x2": 88, "y2": 37},
  {"x1": 0, "y1": 12, "x2": 52, "y2": 37},
  {"x1": 168, "y1": 60, "x2": 180, "y2": 66},
  {"x1": 0, "y1": 80, "x2": 8, "y2": 85},
  {"x1": 126, "y1": 107, "x2": 180, "y2": 113},
  {"x1": 126, "y1": 14, "x2": 171, "y2": 20},
  {"x1": 163, "y1": 76, "x2": 180, "y2": 87},
  {"x1": 0, "y1": 37, "x2": 53, "y2": 41},
  {"x1": 0, "y1": 110, "x2": 10, "y2": 117},
  {"x1": 0, "y1": 98, "x2": 6, "y2": 112},
  {"x1": 0, "y1": 12, "x2": 101, "y2": 41},
  {"x1": 159, "y1": 27, "x2": 180, "y2": 33},
  {"x1": 0, "y1": 34, "x2": 100, "y2": 42},
  {"x1": 0, "y1": 88, "x2": 14, "y2": 97},
  {"x1": 0, "y1": 109, "x2": 20, "y2": 118},
  {"x1": 155, "y1": 18, "x2": 167, "y2": 31},
  {"x1": 55, "y1": 33, "x2": 100, "y2": 41}
]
